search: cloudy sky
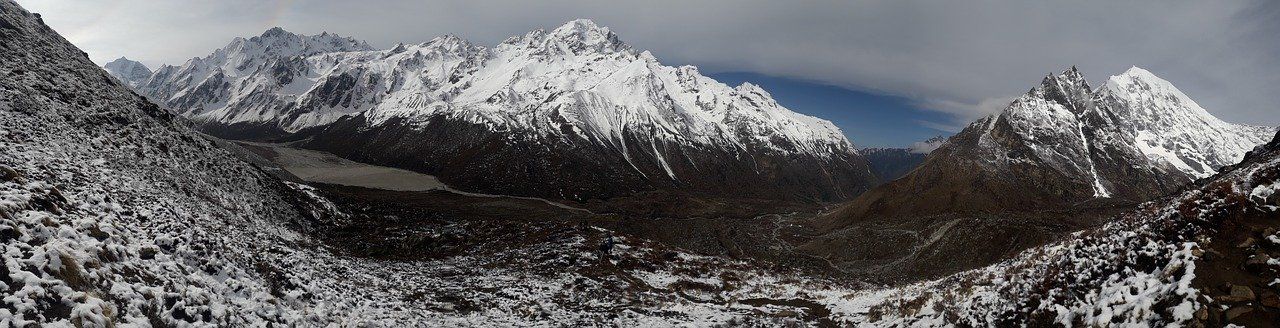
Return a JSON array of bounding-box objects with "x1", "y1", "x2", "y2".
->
[{"x1": 16, "y1": 0, "x2": 1278, "y2": 147}]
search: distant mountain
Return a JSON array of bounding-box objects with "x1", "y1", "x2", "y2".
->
[
  {"x1": 102, "y1": 56, "x2": 150, "y2": 87},
  {"x1": 136, "y1": 27, "x2": 374, "y2": 123},
  {"x1": 803, "y1": 67, "x2": 1275, "y2": 282},
  {"x1": 824, "y1": 66, "x2": 1275, "y2": 222},
  {"x1": 129, "y1": 20, "x2": 877, "y2": 203},
  {"x1": 861, "y1": 136, "x2": 943, "y2": 182}
]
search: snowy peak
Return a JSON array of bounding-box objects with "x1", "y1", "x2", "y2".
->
[
  {"x1": 549, "y1": 19, "x2": 626, "y2": 52},
  {"x1": 1102, "y1": 66, "x2": 1213, "y2": 120},
  {"x1": 1098, "y1": 66, "x2": 1276, "y2": 178},
  {"x1": 234, "y1": 27, "x2": 374, "y2": 59},
  {"x1": 183, "y1": 27, "x2": 372, "y2": 75},
  {"x1": 961, "y1": 65, "x2": 1274, "y2": 199},
  {"x1": 103, "y1": 56, "x2": 151, "y2": 87},
  {"x1": 260, "y1": 26, "x2": 291, "y2": 38},
  {"x1": 422, "y1": 34, "x2": 479, "y2": 53},
  {"x1": 1035, "y1": 66, "x2": 1094, "y2": 115},
  {"x1": 505, "y1": 19, "x2": 634, "y2": 57}
]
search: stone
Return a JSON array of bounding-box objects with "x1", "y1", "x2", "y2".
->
[
  {"x1": 1262, "y1": 290, "x2": 1280, "y2": 309},
  {"x1": 1236, "y1": 237, "x2": 1257, "y2": 249},
  {"x1": 1245, "y1": 253, "x2": 1273, "y2": 273},
  {"x1": 0, "y1": 166, "x2": 21, "y2": 182},
  {"x1": 1218, "y1": 285, "x2": 1256, "y2": 303},
  {"x1": 1224, "y1": 306, "x2": 1252, "y2": 321}
]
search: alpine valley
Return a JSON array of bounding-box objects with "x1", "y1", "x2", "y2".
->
[{"x1": 6, "y1": 0, "x2": 1280, "y2": 326}]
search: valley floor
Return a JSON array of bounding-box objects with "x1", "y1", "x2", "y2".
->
[{"x1": 238, "y1": 141, "x2": 448, "y2": 191}]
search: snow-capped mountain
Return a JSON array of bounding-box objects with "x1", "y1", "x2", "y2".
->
[
  {"x1": 136, "y1": 27, "x2": 374, "y2": 122},
  {"x1": 102, "y1": 56, "x2": 151, "y2": 87},
  {"x1": 828, "y1": 66, "x2": 1274, "y2": 221},
  {"x1": 961, "y1": 66, "x2": 1273, "y2": 201},
  {"x1": 131, "y1": 20, "x2": 876, "y2": 202},
  {"x1": 1098, "y1": 66, "x2": 1276, "y2": 179}
]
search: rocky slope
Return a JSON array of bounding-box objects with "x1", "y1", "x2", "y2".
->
[
  {"x1": 128, "y1": 21, "x2": 876, "y2": 202},
  {"x1": 1, "y1": 3, "x2": 347, "y2": 324},
  {"x1": 101, "y1": 57, "x2": 150, "y2": 88}
]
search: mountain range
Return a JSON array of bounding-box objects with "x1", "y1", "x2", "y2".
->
[{"x1": 112, "y1": 21, "x2": 876, "y2": 203}]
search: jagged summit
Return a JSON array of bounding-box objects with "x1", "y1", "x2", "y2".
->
[
  {"x1": 498, "y1": 18, "x2": 633, "y2": 57},
  {"x1": 259, "y1": 26, "x2": 290, "y2": 37},
  {"x1": 558, "y1": 18, "x2": 605, "y2": 32},
  {"x1": 102, "y1": 56, "x2": 152, "y2": 87},
  {"x1": 548, "y1": 18, "x2": 626, "y2": 51},
  {"x1": 240, "y1": 26, "x2": 374, "y2": 55}
]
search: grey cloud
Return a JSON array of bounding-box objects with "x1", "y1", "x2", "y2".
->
[{"x1": 17, "y1": 0, "x2": 1279, "y2": 127}]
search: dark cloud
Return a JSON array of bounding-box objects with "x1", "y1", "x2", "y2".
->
[{"x1": 17, "y1": 0, "x2": 1278, "y2": 127}]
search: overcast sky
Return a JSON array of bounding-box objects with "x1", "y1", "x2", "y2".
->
[{"x1": 16, "y1": 0, "x2": 1279, "y2": 138}]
